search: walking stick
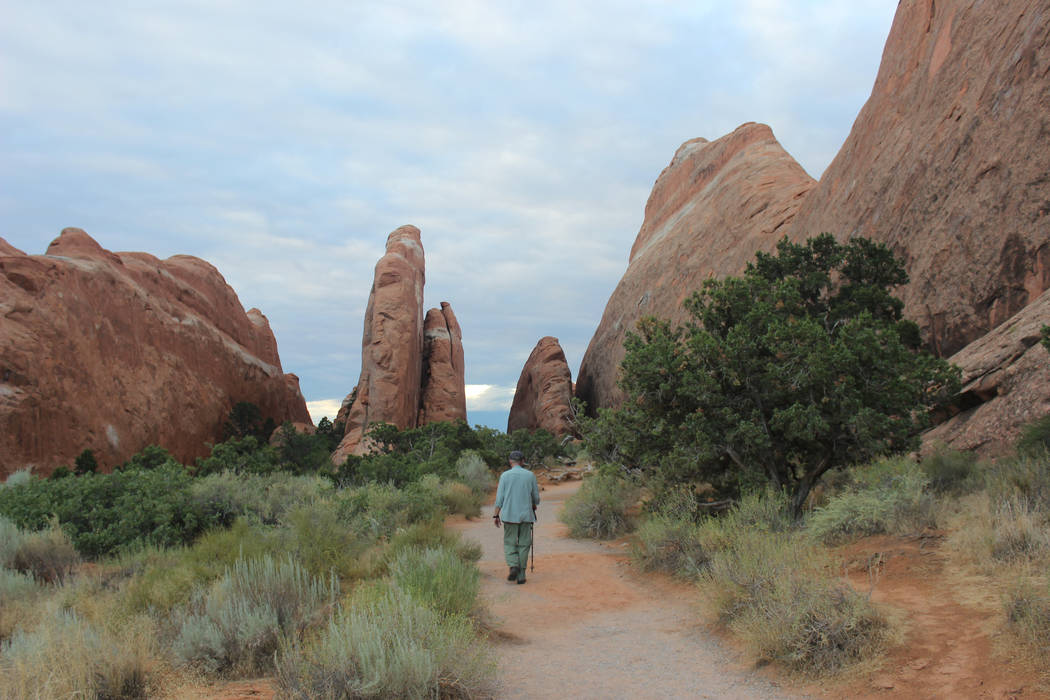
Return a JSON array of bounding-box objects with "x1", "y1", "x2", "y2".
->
[{"x1": 530, "y1": 510, "x2": 536, "y2": 573}]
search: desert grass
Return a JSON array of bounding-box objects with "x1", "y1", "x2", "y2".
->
[{"x1": 0, "y1": 591, "x2": 159, "y2": 700}]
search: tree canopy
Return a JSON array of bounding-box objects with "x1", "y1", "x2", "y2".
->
[{"x1": 581, "y1": 234, "x2": 960, "y2": 514}]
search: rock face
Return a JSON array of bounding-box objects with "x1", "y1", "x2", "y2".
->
[
  {"x1": 925, "y1": 289, "x2": 1050, "y2": 455},
  {"x1": 419, "y1": 302, "x2": 467, "y2": 425},
  {"x1": 576, "y1": 0, "x2": 1050, "y2": 459},
  {"x1": 575, "y1": 123, "x2": 816, "y2": 412},
  {"x1": 331, "y1": 227, "x2": 468, "y2": 463},
  {"x1": 0, "y1": 228, "x2": 311, "y2": 477},
  {"x1": 508, "y1": 337, "x2": 575, "y2": 436},
  {"x1": 334, "y1": 226, "x2": 427, "y2": 461},
  {"x1": 787, "y1": 0, "x2": 1050, "y2": 357}
]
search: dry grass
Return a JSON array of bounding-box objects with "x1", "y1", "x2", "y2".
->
[{"x1": 0, "y1": 593, "x2": 159, "y2": 699}]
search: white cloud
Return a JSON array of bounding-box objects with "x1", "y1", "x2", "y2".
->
[
  {"x1": 306, "y1": 398, "x2": 344, "y2": 425},
  {"x1": 465, "y1": 384, "x2": 517, "y2": 411}
]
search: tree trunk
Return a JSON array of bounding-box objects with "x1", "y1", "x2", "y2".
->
[{"x1": 791, "y1": 457, "x2": 830, "y2": 518}]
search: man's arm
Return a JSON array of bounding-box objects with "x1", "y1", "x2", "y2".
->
[{"x1": 493, "y1": 474, "x2": 505, "y2": 527}]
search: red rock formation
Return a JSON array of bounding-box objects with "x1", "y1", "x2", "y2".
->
[
  {"x1": 419, "y1": 302, "x2": 467, "y2": 425},
  {"x1": 575, "y1": 123, "x2": 816, "y2": 412},
  {"x1": 508, "y1": 337, "x2": 575, "y2": 436},
  {"x1": 924, "y1": 289, "x2": 1050, "y2": 455},
  {"x1": 0, "y1": 228, "x2": 310, "y2": 477},
  {"x1": 333, "y1": 225, "x2": 426, "y2": 461},
  {"x1": 787, "y1": 0, "x2": 1050, "y2": 357}
]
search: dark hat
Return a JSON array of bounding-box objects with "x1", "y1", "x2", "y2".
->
[{"x1": 508, "y1": 450, "x2": 524, "y2": 462}]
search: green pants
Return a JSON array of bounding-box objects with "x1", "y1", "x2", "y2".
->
[{"x1": 503, "y1": 522, "x2": 533, "y2": 578}]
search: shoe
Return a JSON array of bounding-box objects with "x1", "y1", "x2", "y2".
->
[
  {"x1": 507, "y1": 566, "x2": 519, "y2": 581},
  {"x1": 516, "y1": 577, "x2": 526, "y2": 585}
]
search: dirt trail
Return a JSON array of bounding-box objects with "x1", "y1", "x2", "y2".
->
[{"x1": 449, "y1": 481, "x2": 799, "y2": 700}]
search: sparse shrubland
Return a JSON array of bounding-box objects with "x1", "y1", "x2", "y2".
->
[{"x1": 0, "y1": 415, "x2": 507, "y2": 695}]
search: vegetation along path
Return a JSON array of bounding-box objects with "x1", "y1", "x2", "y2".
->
[{"x1": 449, "y1": 480, "x2": 800, "y2": 700}]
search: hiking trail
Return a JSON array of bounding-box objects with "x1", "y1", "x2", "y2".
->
[{"x1": 449, "y1": 480, "x2": 800, "y2": 700}]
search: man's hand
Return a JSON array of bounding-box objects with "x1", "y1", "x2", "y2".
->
[{"x1": 493, "y1": 514, "x2": 501, "y2": 528}]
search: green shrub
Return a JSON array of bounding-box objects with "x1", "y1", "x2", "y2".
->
[
  {"x1": 724, "y1": 488, "x2": 795, "y2": 533},
  {"x1": 702, "y1": 527, "x2": 886, "y2": 673},
  {"x1": 282, "y1": 502, "x2": 370, "y2": 581},
  {"x1": 73, "y1": 449, "x2": 98, "y2": 475},
  {"x1": 921, "y1": 447, "x2": 980, "y2": 494},
  {"x1": 171, "y1": 555, "x2": 336, "y2": 675},
  {"x1": 10, "y1": 522, "x2": 80, "y2": 584},
  {"x1": 456, "y1": 450, "x2": 494, "y2": 494},
  {"x1": 559, "y1": 472, "x2": 638, "y2": 539},
  {"x1": 383, "y1": 521, "x2": 482, "y2": 569},
  {"x1": 120, "y1": 444, "x2": 181, "y2": 471},
  {"x1": 0, "y1": 608, "x2": 155, "y2": 699},
  {"x1": 190, "y1": 471, "x2": 332, "y2": 527},
  {"x1": 195, "y1": 436, "x2": 281, "y2": 476},
  {"x1": 1004, "y1": 575, "x2": 1050, "y2": 659},
  {"x1": 0, "y1": 464, "x2": 216, "y2": 558},
  {"x1": 807, "y1": 458, "x2": 935, "y2": 544},
  {"x1": 1016, "y1": 415, "x2": 1050, "y2": 457},
  {"x1": 274, "y1": 584, "x2": 493, "y2": 699},
  {"x1": 336, "y1": 481, "x2": 441, "y2": 539},
  {"x1": 390, "y1": 546, "x2": 480, "y2": 617}
]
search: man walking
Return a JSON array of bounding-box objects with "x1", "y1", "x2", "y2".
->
[{"x1": 493, "y1": 450, "x2": 540, "y2": 584}]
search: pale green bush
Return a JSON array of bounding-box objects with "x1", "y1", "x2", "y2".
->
[
  {"x1": 560, "y1": 472, "x2": 638, "y2": 539},
  {"x1": 275, "y1": 585, "x2": 493, "y2": 699},
  {"x1": 455, "y1": 450, "x2": 494, "y2": 494},
  {"x1": 172, "y1": 555, "x2": 336, "y2": 675},
  {"x1": 191, "y1": 471, "x2": 332, "y2": 526},
  {"x1": 390, "y1": 546, "x2": 480, "y2": 617},
  {"x1": 0, "y1": 568, "x2": 39, "y2": 601},
  {"x1": 807, "y1": 459, "x2": 935, "y2": 544},
  {"x1": 2, "y1": 469, "x2": 33, "y2": 488},
  {"x1": 631, "y1": 514, "x2": 711, "y2": 579}
]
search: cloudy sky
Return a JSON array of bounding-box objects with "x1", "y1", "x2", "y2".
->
[{"x1": 1, "y1": 1, "x2": 898, "y2": 429}]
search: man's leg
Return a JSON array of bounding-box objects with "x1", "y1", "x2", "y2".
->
[
  {"x1": 503, "y1": 522, "x2": 521, "y2": 574},
  {"x1": 514, "y1": 522, "x2": 533, "y2": 582}
]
